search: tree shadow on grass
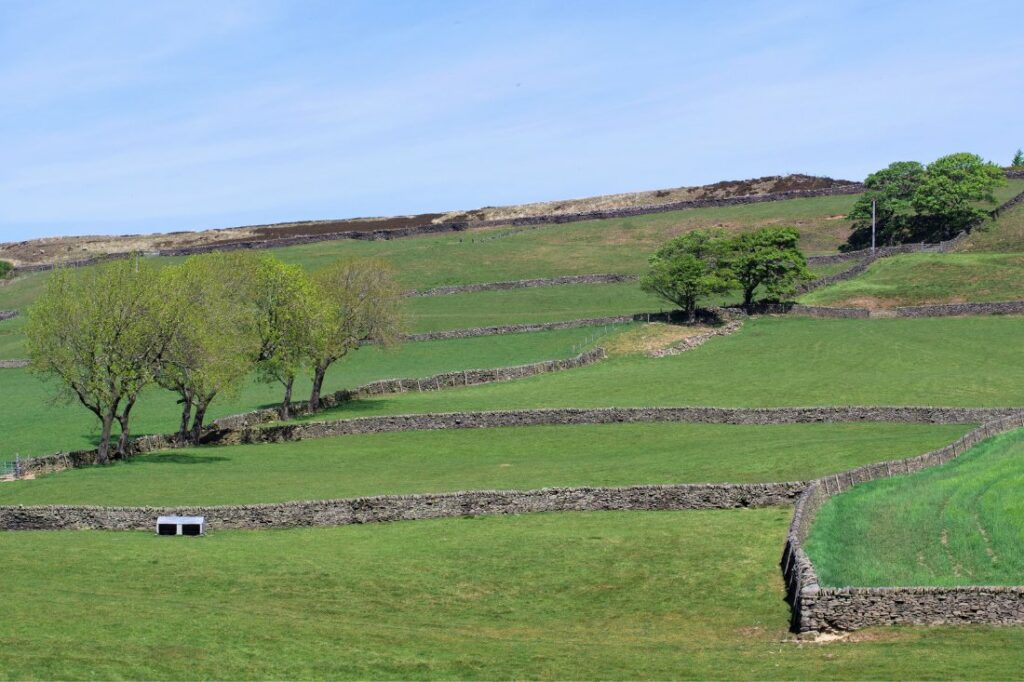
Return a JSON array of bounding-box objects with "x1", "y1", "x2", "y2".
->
[{"x1": 128, "y1": 453, "x2": 230, "y2": 465}]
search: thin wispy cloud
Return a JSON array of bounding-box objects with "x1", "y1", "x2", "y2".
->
[{"x1": 1, "y1": 0, "x2": 1022, "y2": 240}]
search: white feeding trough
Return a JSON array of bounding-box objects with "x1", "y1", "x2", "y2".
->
[{"x1": 156, "y1": 515, "x2": 205, "y2": 536}]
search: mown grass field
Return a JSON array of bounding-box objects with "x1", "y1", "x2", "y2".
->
[
  {"x1": 0, "y1": 422, "x2": 971, "y2": 506},
  {"x1": 5, "y1": 511, "x2": 1024, "y2": 680},
  {"x1": 0, "y1": 326, "x2": 609, "y2": 459},
  {"x1": 806, "y1": 428, "x2": 1024, "y2": 588},
  {"x1": 301, "y1": 316, "x2": 1024, "y2": 424},
  {"x1": 799, "y1": 253, "x2": 1024, "y2": 308}
]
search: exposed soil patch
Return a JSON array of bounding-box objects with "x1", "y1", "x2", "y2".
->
[{"x1": 603, "y1": 323, "x2": 712, "y2": 356}]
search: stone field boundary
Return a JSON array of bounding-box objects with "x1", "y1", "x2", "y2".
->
[
  {"x1": 0, "y1": 482, "x2": 805, "y2": 531},
  {"x1": 782, "y1": 412, "x2": 1024, "y2": 633}
]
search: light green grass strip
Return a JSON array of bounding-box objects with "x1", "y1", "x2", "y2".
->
[
  {"x1": 5, "y1": 511, "x2": 1024, "y2": 679},
  {"x1": 0, "y1": 422, "x2": 971, "y2": 506},
  {"x1": 302, "y1": 316, "x2": 1024, "y2": 423},
  {"x1": 800, "y1": 253, "x2": 1024, "y2": 307},
  {"x1": 807, "y1": 428, "x2": 1024, "y2": 588}
]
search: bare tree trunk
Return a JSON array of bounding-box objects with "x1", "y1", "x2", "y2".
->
[
  {"x1": 743, "y1": 286, "x2": 755, "y2": 310},
  {"x1": 177, "y1": 393, "x2": 193, "y2": 445},
  {"x1": 279, "y1": 375, "x2": 294, "y2": 421},
  {"x1": 190, "y1": 399, "x2": 210, "y2": 446},
  {"x1": 97, "y1": 412, "x2": 115, "y2": 465},
  {"x1": 309, "y1": 361, "x2": 330, "y2": 412},
  {"x1": 115, "y1": 396, "x2": 137, "y2": 458}
]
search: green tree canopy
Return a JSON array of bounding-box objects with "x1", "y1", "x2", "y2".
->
[
  {"x1": 726, "y1": 227, "x2": 813, "y2": 308},
  {"x1": 844, "y1": 153, "x2": 1005, "y2": 250},
  {"x1": 159, "y1": 253, "x2": 261, "y2": 444},
  {"x1": 26, "y1": 259, "x2": 178, "y2": 463},
  {"x1": 246, "y1": 256, "x2": 321, "y2": 419},
  {"x1": 306, "y1": 258, "x2": 404, "y2": 410},
  {"x1": 911, "y1": 152, "x2": 1006, "y2": 238},
  {"x1": 639, "y1": 230, "x2": 733, "y2": 319},
  {"x1": 844, "y1": 161, "x2": 925, "y2": 249},
  {"x1": 1012, "y1": 149, "x2": 1023, "y2": 168}
]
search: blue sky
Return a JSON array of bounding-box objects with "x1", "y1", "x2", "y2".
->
[{"x1": 2, "y1": 0, "x2": 1022, "y2": 241}]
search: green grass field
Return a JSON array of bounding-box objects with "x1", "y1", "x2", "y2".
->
[
  {"x1": 806, "y1": 428, "x2": 1024, "y2": 588},
  {"x1": 0, "y1": 423, "x2": 970, "y2": 506},
  {"x1": 4, "y1": 511, "x2": 1024, "y2": 680},
  {"x1": 406, "y1": 282, "x2": 667, "y2": 332},
  {"x1": 0, "y1": 315, "x2": 25, "y2": 359},
  {"x1": 0, "y1": 326, "x2": 610, "y2": 459},
  {"x1": 299, "y1": 316, "x2": 1024, "y2": 424},
  {"x1": 270, "y1": 193, "x2": 860, "y2": 283},
  {"x1": 800, "y1": 253, "x2": 1024, "y2": 308},
  {"x1": 964, "y1": 200, "x2": 1024, "y2": 253}
]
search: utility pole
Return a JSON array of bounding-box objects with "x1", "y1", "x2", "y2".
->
[{"x1": 871, "y1": 199, "x2": 876, "y2": 253}]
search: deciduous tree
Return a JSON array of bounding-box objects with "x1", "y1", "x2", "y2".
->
[
  {"x1": 306, "y1": 259, "x2": 404, "y2": 411},
  {"x1": 249, "y1": 256, "x2": 319, "y2": 420},
  {"x1": 159, "y1": 253, "x2": 259, "y2": 445},
  {"x1": 912, "y1": 152, "x2": 1006, "y2": 239},
  {"x1": 726, "y1": 227, "x2": 812, "y2": 308},
  {"x1": 639, "y1": 230, "x2": 733, "y2": 320},
  {"x1": 26, "y1": 259, "x2": 176, "y2": 464}
]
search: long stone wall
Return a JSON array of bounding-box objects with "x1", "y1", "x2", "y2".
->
[
  {"x1": 201, "y1": 406, "x2": 1016, "y2": 449},
  {"x1": 211, "y1": 347, "x2": 607, "y2": 430},
  {"x1": 0, "y1": 310, "x2": 18, "y2": 322},
  {"x1": 782, "y1": 412, "x2": 1024, "y2": 634},
  {"x1": 893, "y1": 300, "x2": 1024, "y2": 318},
  {"x1": 0, "y1": 482, "x2": 805, "y2": 531},
  {"x1": 0, "y1": 360, "x2": 30, "y2": 369}
]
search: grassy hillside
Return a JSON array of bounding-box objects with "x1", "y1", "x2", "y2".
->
[
  {"x1": 806, "y1": 428, "x2": 1024, "y2": 588},
  {"x1": 963, "y1": 200, "x2": 1024, "y2": 253},
  {"x1": 799, "y1": 253, "x2": 1024, "y2": 308},
  {"x1": 300, "y1": 316, "x2": 1024, "y2": 422},
  {"x1": 0, "y1": 422, "x2": 970, "y2": 506},
  {"x1": 4, "y1": 511, "x2": 1024, "y2": 680},
  {"x1": 0, "y1": 326, "x2": 609, "y2": 459},
  {"x1": 0, "y1": 315, "x2": 24, "y2": 359}
]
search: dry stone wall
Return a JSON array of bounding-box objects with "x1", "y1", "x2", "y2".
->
[
  {"x1": 212, "y1": 348, "x2": 607, "y2": 430},
  {"x1": 782, "y1": 412, "x2": 1024, "y2": 633},
  {"x1": 0, "y1": 310, "x2": 18, "y2": 322},
  {"x1": 202, "y1": 406, "x2": 1015, "y2": 449},
  {"x1": 894, "y1": 301, "x2": 1024, "y2": 318},
  {"x1": 0, "y1": 482, "x2": 805, "y2": 531}
]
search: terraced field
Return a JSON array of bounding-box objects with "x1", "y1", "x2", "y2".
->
[
  {"x1": 5, "y1": 180, "x2": 1024, "y2": 679},
  {"x1": 0, "y1": 422, "x2": 971, "y2": 506}
]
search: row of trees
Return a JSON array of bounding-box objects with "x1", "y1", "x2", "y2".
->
[
  {"x1": 639, "y1": 227, "x2": 812, "y2": 318},
  {"x1": 844, "y1": 152, "x2": 1007, "y2": 250},
  {"x1": 26, "y1": 252, "x2": 403, "y2": 464}
]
